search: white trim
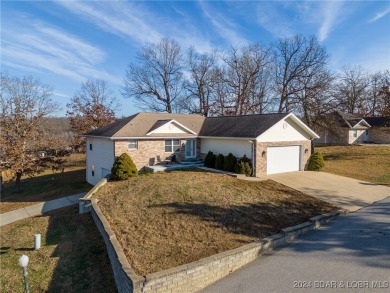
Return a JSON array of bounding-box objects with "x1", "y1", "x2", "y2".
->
[
  {"x1": 198, "y1": 136, "x2": 255, "y2": 140},
  {"x1": 352, "y1": 120, "x2": 371, "y2": 128},
  {"x1": 83, "y1": 135, "x2": 198, "y2": 140},
  {"x1": 277, "y1": 113, "x2": 319, "y2": 139},
  {"x1": 146, "y1": 119, "x2": 197, "y2": 136}
]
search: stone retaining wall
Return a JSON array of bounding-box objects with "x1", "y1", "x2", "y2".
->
[
  {"x1": 90, "y1": 199, "x2": 145, "y2": 293},
  {"x1": 80, "y1": 179, "x2": 345, "y2": 293}
]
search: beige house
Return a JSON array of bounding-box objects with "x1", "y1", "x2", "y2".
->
[
  {"x1": 363, "y1": 117, "x2": 390, "y2": 144},
  {"x1": 314, "y1": 111, "x2": 371, "y2": 145},
  {"x1": 84, "y1": 112, "x2": 319, "y2": 185}
]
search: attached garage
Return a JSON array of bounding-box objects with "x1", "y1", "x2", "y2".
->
[{"x1": 266, "y1": 146, "x2": 301, "y2": 175}]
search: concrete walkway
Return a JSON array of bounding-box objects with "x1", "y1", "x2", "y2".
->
[
  {"x1": 267, "y1": 171, "x2": 389, "y2": 212},
  {"x1": 0, "y1": 192, "x2": 86, "y2": 227},
  {"x1": 201, "y1": 196, "x2": 390, "y2": 293}
]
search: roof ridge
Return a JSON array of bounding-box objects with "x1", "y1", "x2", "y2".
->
[{"x1": 205, "y1": 112, "x2": 288, "y2": 119}]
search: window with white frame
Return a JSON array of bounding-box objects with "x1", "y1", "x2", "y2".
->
[
  {"x1": 353, "y1": 130, "x2": 358, "y2": 138},
  {"x1": 128, "y1": 139, "x2": 138, "y2": 150},
  {"x1": 165, "y1": 139, "x2": 180, "y2": 152}
]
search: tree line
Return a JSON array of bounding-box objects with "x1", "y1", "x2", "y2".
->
[{"x1": 123, "y1": 36, "x2": 390, "y2": 122}]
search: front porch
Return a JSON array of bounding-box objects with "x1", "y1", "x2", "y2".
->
[{"x1": 144, "y1": 158, "x2": 203, "y2": 173}]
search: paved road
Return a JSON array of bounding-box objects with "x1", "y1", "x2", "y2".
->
[
  {"x1": 268, "y1": 171, "x2": 389, "y2": 211},
  {"x1": 200, "y1": 196, "x2": 390, "y2": 293},
  {"x1": 0, "y1": 192, "x2": 86, "y2": 227}
]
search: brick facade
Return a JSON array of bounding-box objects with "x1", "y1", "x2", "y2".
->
[
  {"x1": 114, "y1": 139, "x2": 202, "y2": 171},
  {"x1": 255, "y1": 140, "x2": 312, "y2": 177},
  {"x1": 115, "y1": 139, "x2": 186, "y2": 170},
  {"x1": 369, "y1": 128, "x2": 390, "y2": 144}
]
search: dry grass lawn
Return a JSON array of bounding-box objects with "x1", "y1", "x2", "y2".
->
[
  {"x1": 1, "y1": 154, "x2": 91, "y2": 213},
  {"x1": 317, "y1": 145, "x2": 390, "y2": 185},
  {"x1": 95, "y1": 170, "x2": 338, "y2": 276},
  {"x1": 0, "y1": 205, "x2": 116, "y2": 293}
]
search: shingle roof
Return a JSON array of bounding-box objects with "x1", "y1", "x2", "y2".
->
[
  {"x1": 199, "y1": 113, "x2": 289, "y2": 137},
  {"x1": 84, "y1": 112, "x2": 291, "y2": 139},
  {"x1": 331, "y1": 111, "x2": 369, "y2": 128},
  {"x1": 363, "y1": 116, "x2": 390, "y2": 127},
  {"x1": 84, "y1": 112, "x2": 205, "y2": 138}
]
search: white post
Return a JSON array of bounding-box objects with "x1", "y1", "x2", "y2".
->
[{"x1": 34, "y1": 234, "x2": 41, "y2": 250}]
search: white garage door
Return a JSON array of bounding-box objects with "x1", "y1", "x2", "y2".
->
[{"x1": 267, "y1": 146, "x2": 301, "y2": 175}]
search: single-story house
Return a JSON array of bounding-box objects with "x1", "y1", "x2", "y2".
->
[
  {"x1": 314, "y1": 111, "x2": 371, "y2": 145},
  {"x1": 83, "y1": 112, "x2": 319, "y2": 185},
  {"x1": 363, "y1": 116, "x2": 390, "y2": 144}
]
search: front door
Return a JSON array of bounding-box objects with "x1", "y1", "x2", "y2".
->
[{"x1": 185, "y1": 140, "x2": 196, "y2": 159}]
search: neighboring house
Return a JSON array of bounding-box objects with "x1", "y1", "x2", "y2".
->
[
  {"x1": 363, "y1": 116, "x2": 390, "y2": 144},
  {"x1": 83, "y1": 112, "x2": 319, "y2": 185},
  {"x1": 314, "y1": 111, "x2": 371, "y2": 145}
]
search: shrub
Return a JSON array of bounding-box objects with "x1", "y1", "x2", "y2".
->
[
  {"x1": 215, "y1": 154, "x2": 225, "y2": 170},
  {"x1": 111, "y1": 153, "x2": 138, "y2": 180},
  {"x1": 204, "y1": 151, "x2": 216, "y2": 168},
  {"x1": 235, "y1": 155, "x2": 252, "y2": 176},
  {"x1": 240, "y1": 154, "x2": 251, "y2": 164},
  {"x1": 308, "y1": 151, "x2": 325, "y2": 171},
  {"x1": 223, "y1": 153, "x2": 237, "y2": 172},
  {"x1": 235, "y1": 161, "x2": 252, "y2": 176}
]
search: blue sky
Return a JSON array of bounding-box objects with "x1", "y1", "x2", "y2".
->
[{"x1": 1, "y1": 0, "x2": 390, "y2": 117}]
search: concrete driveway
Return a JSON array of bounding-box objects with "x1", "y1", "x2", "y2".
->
[
  {"x1": 200, "y1": 196, "x2": 390, "y2": 293},
  {"x1": 267, "y1": 171, "x2": 389, "y2": 212}
]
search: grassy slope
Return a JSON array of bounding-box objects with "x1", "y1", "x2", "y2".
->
[
  {"x1": 317, "y1": 145, "x2": 390, "y2": 185},
  {"x1": 96, "y1": 170, "x2": 337, "y2": 276},
  {"x1": 1, "y1": 154, "x2": 91, "y2": 213},
  {"x1": 0, "y1": 206, "x2": 116, "y2": 293}
]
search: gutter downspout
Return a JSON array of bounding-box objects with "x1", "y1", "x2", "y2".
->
[{"x1": 248, "y1": 140, "x2": 255, "y2": 177}]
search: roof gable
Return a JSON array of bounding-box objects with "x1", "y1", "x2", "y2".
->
[
  {"x1": 257, "y1": 114, "x2": 319, "y2": 141},
  {"x1": 335, "y1": 111, "x2": 370, "y2": 128},
  {"x1": 84, "y1": 112, "x2": 204, "y2": 138},
  {"x1": 146, "y1": 119, "x2": 197, "y2": 136}
]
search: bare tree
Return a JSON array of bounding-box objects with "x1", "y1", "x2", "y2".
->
[
  {"x1": 123, "y1": 38, "x2": 184, "y2": 113},
  {"x1": 294, "y1": 69, "x2": 335, "y2": 127},
  {"x1": 0, "y1": 73, "x2": 62, "y2": 192},
  {"x1": 181, "y1": 47, "x2": 219, "y2": 116},
  {"x1": 363, "y1": 70, "x2": 390, "y2": 116},
  {"x1": 222, "y1": 43, "x2": 273, "y2": 115},
  {"x1": 66, "y1": 79, "x2": 117, "y2": 152},
  {"x1": 365, "y1": 71, "x2": 384, "y2": 116},
  {"x1": 207, "y1": 68, "x2": 231, "y2": 116},
  {"x1": 334, "y1": 65, "x2": 369, "y2": 115},
  {"x1": 273, "y1": 35, "x2": 330, "y2": 113}
]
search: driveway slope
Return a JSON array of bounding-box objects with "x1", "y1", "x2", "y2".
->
[{"x1": 268, "y1": 171, "x2": 389, "y2": 211}]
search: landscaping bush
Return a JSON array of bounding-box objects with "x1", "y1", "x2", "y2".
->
[
  {"x1": 240, "y1": 154, "x2": 251, "y2": 164},
  {"x1": 223, "y1": 153, "x2": 237, "y2": 172},
  {"x1": 215, "y1": 154, "x2": 225, "y2": 170},
  {"x1": 235, "y1": 155, "x2": 252, "y2": 176},
  {"x1": 308, "y1": 151, "x2": 325, "y2": 171},
  {"x1": 111, "y1": 153, "x2": 138, "y2": 180},
  {"x1": 204, "y1": 151, "x2": 216, "y2": 168},
  {"x1": 235, "y1": 161, "x2": 252, "y2": 176}
]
